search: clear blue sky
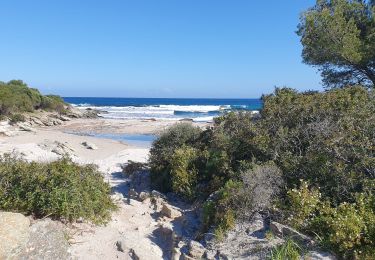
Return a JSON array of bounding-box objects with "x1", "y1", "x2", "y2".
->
[{"x1": 0, "y1": 0, "x2": 322, "y2": 98}]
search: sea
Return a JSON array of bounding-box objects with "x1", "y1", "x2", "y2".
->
[{"x1": 63, "y1": 97, "x2": 262, "y2": 122}]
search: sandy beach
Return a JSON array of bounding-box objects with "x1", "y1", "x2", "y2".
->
[{"x1": 0, "y1": 117, "x2": 205, "y2": 259}]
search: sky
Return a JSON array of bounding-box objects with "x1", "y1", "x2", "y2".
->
[{"x1": 0, "y1": 0, "x2": 322, "y2": 98}]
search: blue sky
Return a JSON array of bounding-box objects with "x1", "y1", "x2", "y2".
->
[{"x1": 0, "y1": 0, "x2": 322, "y2": 98}]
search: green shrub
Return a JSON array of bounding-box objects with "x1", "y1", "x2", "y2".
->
[
  {"x1": 170, "y1": 145, "x2": 199, "y2": 200},
  {"x1": 286, "y1": 181, "x2": 375, "y2": 258},
  {"x1": 0, "y1": 80, "x2": 67, "y2": 116},
  {"x1": 202, "y1": 180, "x2": 241, "y2": 240},
  {"x1": 0, "y1": 154, "x2": 116, "y2": 224},
  {"x1": 149, "y1": 123, "x2": 202, "y2": 192},
  {"x1": 9, "y1": 113, "x2": 26, "y2": 124}
]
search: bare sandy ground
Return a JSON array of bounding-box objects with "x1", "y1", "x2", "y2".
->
[{"x1": 0, "y1": 118, "x2": 190, "y2": 259}]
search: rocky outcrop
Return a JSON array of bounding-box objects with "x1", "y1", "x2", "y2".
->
[
  {"x1": 0, "y1": 212, "x2": 30, "y2": 259},
  {"x1": 16, "y1": 219, "x2": 71, "y2": 260}
]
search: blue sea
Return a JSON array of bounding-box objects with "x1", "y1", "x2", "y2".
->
[{"x1": 63, "y1": 97, "x2": 262, "y2": 122}]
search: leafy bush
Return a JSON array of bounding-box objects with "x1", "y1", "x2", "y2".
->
[
  {"x1": 9, "y1": 113, "x2": 26, "y2": 124},
  {"x1": 0, "y1": 80, "x2": 67, "y2": 116},
  {"x1": 286, "y1": 181, "x2": 375, "y2": 258},
  {"x1": 0, "y1": 154, "x2": 116, "y2": 224},
  {"x1": 149, "y1": 123, "x2": 202, "y2": 192},
  {"x1": 170, "y1": 145, "x2": 199, "y2": 200},
  {"x1": 149, "y1": 86, "x2": 375, "y2": 256},
  {"x1": 202, "y1": 180, "x2": 240, "y2": 240}
]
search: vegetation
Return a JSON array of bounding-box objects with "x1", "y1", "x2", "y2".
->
[
  {"x1": 0, "y1": 80, "x2": 67, "y2": 116},
  {"x1": 268, "y1": 239, "x2": 302, "y2": 260},
  {"x1": 298, "y1": 0, "x2": 375, "y2": 88},
  {"x1": 149, "y1": 86, "x2": 375, "y2": 257},
  {"x1": 0, "y1": 154, "x2": 116, "y2": 224}
]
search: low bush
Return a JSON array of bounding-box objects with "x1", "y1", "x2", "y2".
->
[
  {"x1": 0, "y1": 154, "x2": 116, "y2": 224},
  {"x1": 149, "y1": 123, "x2": 202, "y2": 192},
  {"x1": 9, "y1": 113, "x2": 26, "y2": 124},
  {"x1": 0, "y1": 80, "x2": 67, "y2": 116},
  {"x1": 286, "y1": 181, "x2": 375, "y2": 259}
]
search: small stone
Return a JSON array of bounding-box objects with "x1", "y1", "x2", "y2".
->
[
  {"x1": 138, "y1": 191, "x2": 150, "y2": 201},
  {"x1": 161, "y1": 203, "x2": 182, "y2": 219},
  {"x1": 115, "y1": 240, "x2": 126, "y2": 252},
  {"x1": 188, "y1": 240, "x2": 205, "y2": 259},
  {"x1": 81, "y1": 141, "x2": 98, "y2": 150}
]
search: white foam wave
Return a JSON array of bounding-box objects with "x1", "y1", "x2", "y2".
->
[{"x1": 74, "y1": 104, "x2": 254, "y2": 122}]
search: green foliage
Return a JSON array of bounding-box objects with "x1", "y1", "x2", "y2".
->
[
  {"x1": 298, "y1": 0, "x2": 375, "y2": 88},
  {"x1": 286, "y1": 182, "x2": 375, "y2": 258},
  {"x1": 170, "y1": 145, "x2": 199, "y2": 200},
  {"x1": 9, "y1": 113, "x2": 26, "y2": 124},
  {"x1": 268, "y1": 239, "x2": 302, "y2": 260},
  {"x1": 0, "y1": 154, "x2": 116, "y2": 224},
  {"x1": 149, "y1": 86, "x2": 375, "y2": 254},
  {"x1": 149, "y1": 123, "x2": 202, "y2": 192},
  {"x1": 0, "y1": 80, "x2": 67, "y2": 116},
  {"x1": 202, "y1": 180, "x2": 241, "y2": 240}
]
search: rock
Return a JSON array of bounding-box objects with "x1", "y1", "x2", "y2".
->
[
  {"x1": 0, "y1": 212, "x2": 30, "y2": 259},
  {"x1": 306, "y1": 251, "x2": 337, "y2": 260},
  {"x1": 204, "y1": 250, "x2": 217, "y2": 260},
  {"x1": 18, "y1": 123, "x2": 35, "y2": 132},
  {"x1": 161, "y1": 203, "x2": 182, "y2": 219},
  {"x1": 269, "y1": 221, "x2": 314, "y2": 246},
  {"x1": 182, "y1": 253, "x2": 195, "y2": 260},
  {"x1": 59, "y1": 115, "x2": 71, "y2": 121},
  {"x1": 151, "y1": 190, "x2": 167, "y2": 200},
  {"x1": 15, "y1": 219, "x2": 71, "y2": 259},
  {"x1": 171, "y1": 247, "x2": 182, "y2": 260},
  {"x1": 128, "y1": 189, "x2": 138, "y2": 199},
  {"x1": 81, "y1": 141, "x2": 98, "y2": 150},
  {"x1": 188, "y1": 240, "x2": 205, "y2": 259},
  {"x1": 138, "y1": 191, "x2": 150, "y2": 201},
  {"x1": 129, "y1": 248, "x2": 140, "y2": 260},
  {"x1": 116, "y1": 240, "x2": 126, "y2": 252}
]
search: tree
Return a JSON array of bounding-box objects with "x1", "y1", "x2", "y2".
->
[{"x1": 297, "y1": 0, "x2": 375, "y2": 88}]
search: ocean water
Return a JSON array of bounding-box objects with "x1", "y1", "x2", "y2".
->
[{"x1": 63, "y1": 97, "x2": 262, "y2": 122}]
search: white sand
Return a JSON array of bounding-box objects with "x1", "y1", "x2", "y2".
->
[{"x1": 0, "y1": 118, "x2": 183, "y2": 259}]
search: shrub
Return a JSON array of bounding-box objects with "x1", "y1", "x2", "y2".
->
[
  {"x1": 149, "y1": 123, "x2": 202, "y2": 192},
  {"x1": 9, "y1": 113, "x2": 26, "y2": 124},
  {"x1": 202, "y1": 180, "x2": 241, "y2": 240},
  {"x1": 286, "y1": 181, "x2": 375, "y2": 258},
  {"x1": 170, "y1": 145, "x2": 199, "y2": 200},
  {"x1": 0, "y1": 154, "x2": 116, "y2": 224},
  {"x1": 0, "y1": 80, "x2": 67, "y2": 116},
  {"x1": 121, "y1": 160, "x2": 148, "y2": 177}
]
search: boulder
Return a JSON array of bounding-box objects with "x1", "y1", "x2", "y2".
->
[
  {"x1": 161, "y1": 203, "x2": 182, "y2": 219},
  {"x1": 188, "y1": 240, "x2": 205, "y2": 259},
  {"x1": 18, "y1": 123, "x2": 35, "y2": 132},
  {"x1": 81, "y1": 141, "x2": 98, "y2": 150},
  {"x1": 0, "y1": 212, "x2": 30, "y2": 259},
  {"x1": 138, "y1": 191, "x2": 150, "y2": 201}
]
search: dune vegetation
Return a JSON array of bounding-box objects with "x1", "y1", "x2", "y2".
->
[
  {"x1": 149, "y1": 86, "x2": 375, "y2": 258},
  {"x1": 0, "y1": 80, "x2": 67, "y2": 118}
]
